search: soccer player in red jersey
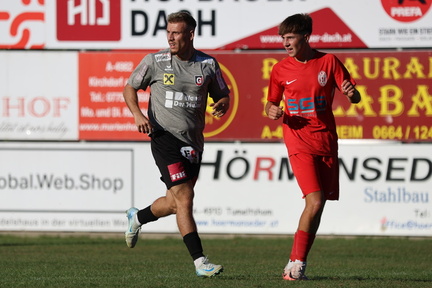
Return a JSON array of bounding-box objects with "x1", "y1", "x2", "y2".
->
[{"x1": 265, "y1": 13, "x2": 361, "y2": 280}]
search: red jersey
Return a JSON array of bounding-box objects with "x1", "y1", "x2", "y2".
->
[{"x1": 267, "y1": 51, "x2": 355, "y2": 156}]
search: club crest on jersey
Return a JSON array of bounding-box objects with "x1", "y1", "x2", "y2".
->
[
  {"x1": 164, "y1": 73, "x2": 175, "y2": 85},
  {"x1": 318, "y1": 71, "x2": 327, "y2": 87},
  {"x1": 195, "y1": 75, "x2": 204, "y2": 86}
]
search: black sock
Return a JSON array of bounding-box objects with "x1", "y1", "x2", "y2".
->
[
  {"x1": 137, "y1": 206, "x2": 158, "y2": 225},
  {"x1": 183, "y1": 231, "x2": 204, "y2": 260}
]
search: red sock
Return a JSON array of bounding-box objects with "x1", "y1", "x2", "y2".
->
[
  {"x1": 290, "y1": 230, "x2": 316, "y2": 262},
  {"x1": 290, "y1": 231, "x2": 299, "y2": 261}
]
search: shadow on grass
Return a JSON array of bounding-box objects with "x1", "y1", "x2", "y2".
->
[{"x1": 311, "y1": 275, "x2": 432, "y2": 283}]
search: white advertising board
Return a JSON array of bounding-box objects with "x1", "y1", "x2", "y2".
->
[
  {"x1": 0, "y1": 141, "x2": 430, "y2": 236},
  {"x1": 1, "y1": 0, "x2": 431, "y2": 50},
  {"x1": 0, "y1": 148, "x2": 132, "y2": 211},
  {"x1": 0, "y1": 51, "x2": 78, "y2": 140}
]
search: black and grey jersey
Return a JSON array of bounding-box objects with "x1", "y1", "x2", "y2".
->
[{"x1": 128, "y1": 49, "x2": 230, "y2": 151}]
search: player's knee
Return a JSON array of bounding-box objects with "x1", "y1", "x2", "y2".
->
[{"x1": 306, "y1": 194, "x2": 325, "y2": 214}]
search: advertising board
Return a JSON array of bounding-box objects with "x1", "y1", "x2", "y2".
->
[
  {"x1": 0, "y1": 141, "x2": 430, "y2": 236},
  {"x1": 77, "y1": 50, "x2": 432, "y2": 142},
  {"x1": 1, "y1": 0, "x2": 432, "y2": 50},
  {"x1": 0, "y1": 51, "x2": 78, "y2": 140},
  {"x1": 1, "y1": 50, "x2": 431, "y2": 142}
]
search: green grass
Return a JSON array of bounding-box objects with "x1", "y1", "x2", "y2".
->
[{"x1": 0, "y1": 234, "x2": 431, "y2": 287}]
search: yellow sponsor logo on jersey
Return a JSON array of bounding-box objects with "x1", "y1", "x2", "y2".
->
[{"x1": 164, "y1": 74, "x2": 175, "y2": 85}]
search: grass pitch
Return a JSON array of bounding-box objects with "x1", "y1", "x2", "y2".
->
[{"x1": 0, "y1": 233, "x2": 431, "y2": 287}]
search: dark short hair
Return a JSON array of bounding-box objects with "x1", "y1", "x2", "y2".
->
[
  {"x1": 278, "y1": 13, "x2": 312, "y2": 36},
  {"x1": 167, "y1": 11, "x2": 197, "y2": 30}
]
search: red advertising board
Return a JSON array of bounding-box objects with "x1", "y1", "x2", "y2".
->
[
  {"x1": 56, "y1": 0, "x2": 121, "y2": 41},
  {"x1": 79, "y1": 50, "x2": 432, "y2": 142},
  {"x1": 79, "y1": 52, "x2": 152, "y2": 141}
]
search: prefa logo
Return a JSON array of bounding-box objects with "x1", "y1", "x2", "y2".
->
[
  {"x1": 381, "y1": 0, "x2": 432, "y2": 22},
  {"x1": 56, "y1": 0, "x2": 121, "y2": 41}
]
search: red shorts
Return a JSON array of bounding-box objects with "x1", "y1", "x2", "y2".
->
[{"x1": 289, "y1": 153, "x2": 339, "y2": 200}]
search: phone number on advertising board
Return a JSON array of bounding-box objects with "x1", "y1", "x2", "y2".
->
[{"x1": 372, "y1": 125, "x2": 432, "y2": 140}]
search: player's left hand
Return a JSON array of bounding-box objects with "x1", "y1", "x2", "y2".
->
[
  {"x1": 341, "y1": 80, "x2": 355, "y2": 97},
  {"x1": 341, "y1": 79, "x2": 361, "y2": 103},
  {"x1": 210, "y1": 97, "x2": 230, "y2": 117}
]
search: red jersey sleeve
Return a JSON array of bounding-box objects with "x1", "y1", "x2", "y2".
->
[
  {"x1": 332, "y1": 55, "x2": 356, "y2": 90},
  {"x1": 267, "y1": 62, "x2": 285, "y2": 103}
]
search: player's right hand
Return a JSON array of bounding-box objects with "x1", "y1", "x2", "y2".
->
[
  {"x1": 268, "y1": 104, "x2": 284, "y2": 120},
  {"x1": 134, "y1": 114, "x2": 153, "y2": 134}
]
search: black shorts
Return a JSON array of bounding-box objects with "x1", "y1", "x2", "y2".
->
[{"x1": 150, "y1": 130, "x2": 202, "y2": 189}]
